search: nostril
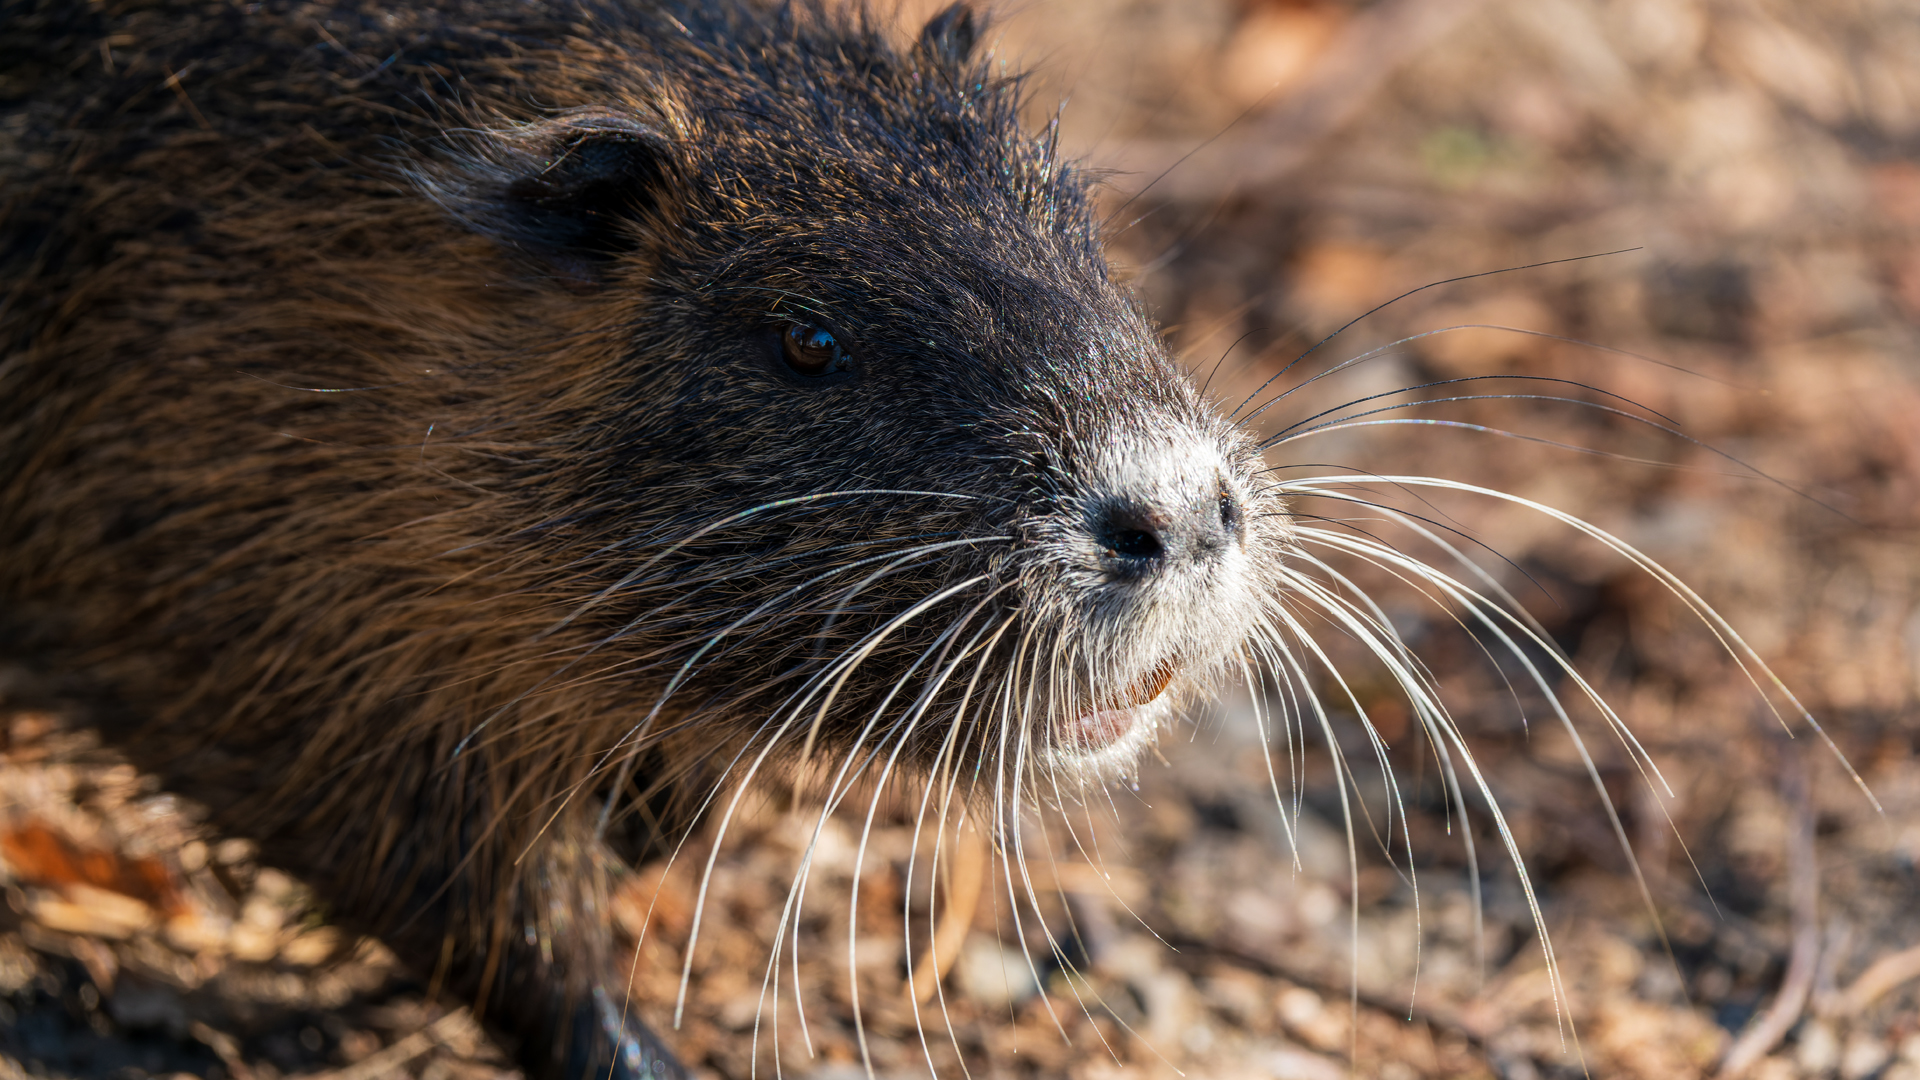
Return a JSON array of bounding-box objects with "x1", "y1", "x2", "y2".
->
[
  {"x1": 1097, "y1": 504, "x2": 1167, "y2": 561},
  {"x1": 1108, "y1": 527, "x2": 1164, "y2": 559}
]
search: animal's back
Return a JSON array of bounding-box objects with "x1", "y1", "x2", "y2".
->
[{"x1": 7, "y1": 4, "x2": 650, "y2": 1073}]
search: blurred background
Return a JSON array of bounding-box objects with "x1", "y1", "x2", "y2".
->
[{"x1": 3, "y1": 0, "x2": 1918, "y2": 1078}]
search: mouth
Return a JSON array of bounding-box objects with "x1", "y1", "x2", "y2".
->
[{"x1": 1051, "y1": 657, "x2": 1182, "y2": 765}]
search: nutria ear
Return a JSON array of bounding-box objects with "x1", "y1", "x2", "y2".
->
[
  {"x1": 919, "y1": 3, "x2": 981, "y2": 67},
  {"x1": 440, "y1": 109, "x2": 678, "y2": 284}
]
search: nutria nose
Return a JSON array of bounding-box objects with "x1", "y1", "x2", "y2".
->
[{"x1": 1095, "y1": 482, "x2": 1239, "y2": 569}]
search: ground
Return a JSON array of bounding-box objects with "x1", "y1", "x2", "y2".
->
[{"x1": 3, "y1": 0, "x2": 1919, "y2": 1078}]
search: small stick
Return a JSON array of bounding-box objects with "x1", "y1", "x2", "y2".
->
[
  {"x1": 1830, "y1": 943, "x2": 1920, "y2": 1017},
  {"x1": 911, "y1": 814, "x2": 987, "y2": 1004},
  {"x1": 303, "y1": 1010, "x2": 470, "y2": 1080},
  {"x1": 1716, "y1": 753, "x2": 1820, "y2": 1078},
  {"x1": 189, "y1": 1022, "x2": 256, "y2": 1080}
]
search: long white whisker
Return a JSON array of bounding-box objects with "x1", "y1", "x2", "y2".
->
[
  {"x1": 591, "y1": 536, "x2": 1008, "y2": 836},
  {"x1": 906, "y1": 612, "x2": 1018, "y2": 1080},
  {"x1": 674, "y1": 573, "x2": 993, "y2": 1027},
  {"x1": 761, "y1": 577, "x2": 1007, "y2": 1067},
  {"x1": 1290, "y1": 474, "x2": 1871, "y2": 803},
  {"x1": 843, "y1": 604, "x2": 1005, "y2": 1076}
]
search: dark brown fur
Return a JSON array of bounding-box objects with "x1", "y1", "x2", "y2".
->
[{"x1": 3, "y1": 0, "x2": 1291, "y2": 1075}]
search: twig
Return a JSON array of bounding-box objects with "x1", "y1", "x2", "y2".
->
[
  {"x1": 297, "y1": 1010, "x2": 469, "y2": 1080},
  {"x1": 189, "y1": 1022, "x2": 256, "y2": 1080},
  {"x1": 910, "y1": 815, "x2": 986, "y2": 1004},
  {"x1": 1162, "y1": 931, "x2": 1491, "y2": 1059},
  {"x1": 1716, "y1": 753, "x2": 1820, "y2": 1078},
  {"x1": 1829, "y1": 943, "x2": 1920, "y2": 1016}
]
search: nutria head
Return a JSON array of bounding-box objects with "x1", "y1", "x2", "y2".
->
[{"x1": 411, "y1": 4, "x2": 1290, "y2": 809}]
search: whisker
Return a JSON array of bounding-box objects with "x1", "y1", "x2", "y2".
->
[
  {"x1": 842, "y1": 606, "x2": 1006, "y2": 1074},
  {"x1": 1235, "y1": 322, "x2": 1715, "y2": 436},
  {"x1": 1291, "y1": 475, "x2": 1874, "y2": 803},
  {"x1": 905, "y1": 614, "x2": 1018, "y2": 1080},
  {"x1": 1227, "y1": 249, "x2": 1642, "y2": 423},
  {"x1": 676, "y1": 572, "x2": 995, "y2": 1027},
  {"x1": 590, "y1": 536, "x2": 1009, "y2": 837},
  {"x1": 1257, "y1": 374, "x2": 1677, "y2": 445},
  {"x1": 537, "y1": 488, "x2": 997, "y2": 638}
]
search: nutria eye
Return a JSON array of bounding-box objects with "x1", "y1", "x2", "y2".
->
[{"x1": 780, "y1": 323, "x2": 851, "y2": 377}]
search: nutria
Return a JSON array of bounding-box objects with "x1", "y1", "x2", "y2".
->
[
  {"x1": 2, "y1": 1, "x2": 1288, "y2": 1074},
  {"x1": 0, "y1": 1, "x2": 1852, "y2": 1077}
]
